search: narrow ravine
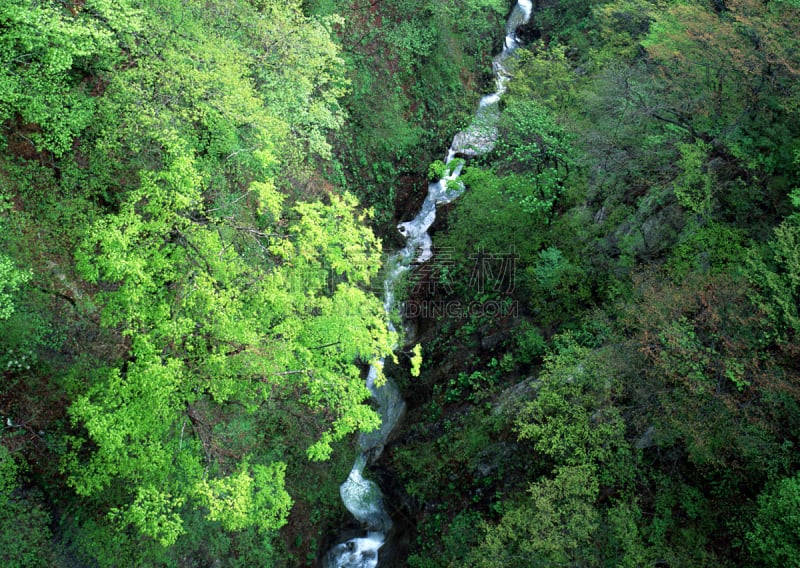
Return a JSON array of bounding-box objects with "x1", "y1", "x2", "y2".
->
[{"x1": 323, "y1": 2, "x2": 532, "y2": 566}]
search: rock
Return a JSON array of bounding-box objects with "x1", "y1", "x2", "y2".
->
[
  {"x1": 635, "y1": 426, "x2": 656, "y2": 449},
  {"x1": 611, "y1": 188, "x2": 686, "y2": 260},
  {"x1": 639, "y1": 204, "x2": 684, "y2": 257},
  {"x1": 492, "y1": 376, "x2": 540, "y2": 416},
  {"x1": 475, "y1": 442, "x2": 518, "y2": 478},
  {"x1": 481, "y1": 330, "x2": 508, "y2": 351}
]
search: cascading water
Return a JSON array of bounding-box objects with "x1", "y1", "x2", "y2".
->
[{"x1": 324, "y1": 2, "x2": 532, "y2": 566}]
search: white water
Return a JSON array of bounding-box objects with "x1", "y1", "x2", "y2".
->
[{"x1": 324, "y1": 2, "x2": 532, "y2": 566}]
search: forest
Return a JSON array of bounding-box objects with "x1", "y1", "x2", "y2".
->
[{"x1": 1, "y1": 0, "x2": 799, "y2": 566}]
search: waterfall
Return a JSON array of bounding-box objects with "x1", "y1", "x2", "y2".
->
[{"x1": 324, "y1": 2, "x2": 532, "y2": 566}]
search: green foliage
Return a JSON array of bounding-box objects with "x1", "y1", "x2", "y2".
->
[
  {"x1": 748, "y1": 217, "x2": 800, "y2": 339},
  {"x1": 660, "y1": 315, "x2": 749, "y2": 391},
  {"x1": 2, "y1": 0, "x2": 800, "y2": 564},
  {"x1": 0, "y1": 0, "x2": 140, "y2": 155},
  {"x1": 497, "y1": 99, "x2": 573, "y2": 174},
  {"x1": 438, "y1": 370, "x2": 494, "y2": 403},
  {"x1": 385, "y1": 19, "x2": 436, "y2": 62},
  {"x1": 438, "y1": 166, "x2": 546, "y2": 285},
  {"x1": 493, "y1": 99, "x2": 572, "y2": 216},
  {"x1": 623, "y1": 272, "x2": 779, "y2": 468},
  {"x1": 673, "y1": 140, "x2": 715, "y2": 216},
  {"x1": 592, "y1": 0, "x2": 657, "y2": 63},
  {"x1": 598, "y1": 500, "x2": 653, "y2": 567},
  {"x1": 408, "y1": 511, "x2": 484, "y2": 568},
  {"x1": 65, "y1": 343, "x2": 189, "y2": 497},
  {"x1": 532, "y1": 247, "x2": 571, "y2": 291},
  {"x1": 428, "y1": 157, "x2": 465, "y2": 183},
  {"x1": 507, "y1": 44, "x2": 580, "y2": 111},
  {"x1": 523, "y1": 246, "x2": 593, "y2": 324},
  {"x1": 667, "y1": 222, "x2": 749, "y2": 279},
  {"x1": 391, "y1": 406, "x2": 496, "y2": 504},
  {"x1": 315, "y1": 0, "x2": 510, "y2": 219},
  {"x1": 0, "y1": 447, "x2": 54, "y2": 567},
  {"x1": 194, "y1": 460, "x2": 292, "y2": 534},
  {"x1": 641, "y1": 3, "x2": 751, "y2": 136},
  {"x1": 0, "y1": 253, "x2": 30, "y2": 320},
  {"x1": 0, "y1": 444, "x2": 17, "y2": 505},
  {"x1": 470, "y1": 465, "x2": 601, "y2": 567},
  {"x1": 748, "y1": 473, "x2": 800, "y2": 567},
  {"x1": 65, "y1": 159, "x2": 393, "y2": 538},
  {"x1": 110, "y1": 487, "x2": 186, "y2": 547},
  {"x1": 410, "y1": 343, "x2": 423, "y2": 377},
  {"x1": 637, "y1": 473, "x2": 723, "y2": 566},
  {"x1": 0, "y1": 0, "x2": 398, "y2": 557},
  {"x1": 428, "y1": 159, "x2": 448, "y2": 181},
  {"x1": 513, "y1": 321, "x2": 546, "y2": 364},
  {"x1": 0, "y1": 489, "x2": 55, "y2": 568},
  {"x1": 516, "y1": 335, "x2": 630, "y2": 473},
  {"x1": 533, "y1": 0, "x2": 599, "y2": 44},
  {"x1": 642, "y1": 0, "x2": 800, "y2": 184},
  {"x1": 393, "y1": 0, "x2": 800, "y2": 566}
]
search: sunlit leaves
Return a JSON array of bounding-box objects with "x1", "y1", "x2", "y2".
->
[
  {"x1": 66, "y1": 339, "x2": 186, "y2": 496},
  {"x1": 194, "y1": 459, "x2": 292, "y2": 533},
  {"x1": 110, "y1": 487, "x2": 186, "y2": 547},
  {"x1": 69, "y1": 132, "x2": 392, "y2": 539},
  {"x1": 410, "y1": 343, "x2": 423, "y2": 377},
  {"x1": 0, "y1": 254, "x2": 30, "y2": 321},
  {"x1": 0, "y1": 0, "x2": 140, "y2": 155},
  {"x1": 277, "y1": 193, "x2": 383, "y2": 285},
  {"x1": 245, "y1": 0, "x2": 348, "y2": 162}
]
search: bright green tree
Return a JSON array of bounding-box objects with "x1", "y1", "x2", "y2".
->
[
  {"x1": 66, "y1": 143, "x2": 393, "y2": 543},
  {"x1": 748, "y1": 473, "x2": 800, "y2": 567},
  {"x1": 0, "y1": 0, "x2": 139, "y2": 156}
]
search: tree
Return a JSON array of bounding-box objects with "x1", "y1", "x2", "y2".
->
[
  {"x1": 65, "y1": 141, "x2": 393, "y2": 544},
  {"x1": 748, "y1": 215, "x2": 800, "y2": 341},
  {"x1": 622, "y1": 270, "x2": 792, "y2": 471},
  {"x1": 748, "y1": 473, "x2": 800, "y2": 568},
  {"x1": 0, "y1": 0, "x2": 139, "y2": 156},
  {"x1": 516, "y1": 334, "x2": 631, "y2": 476},
  {"x1": 470, "y1": 465, "x2": 601, "y2": 568},
  {"x1": 641, "y1": 0, "x2": 800, "y2": 180}
]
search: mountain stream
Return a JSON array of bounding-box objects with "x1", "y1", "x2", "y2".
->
[{"x1": 323, "y1": 2, "x2": 532, "y2": 565}]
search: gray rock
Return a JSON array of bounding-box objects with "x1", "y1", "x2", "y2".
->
[
  {"x1": 635, "y1": 425, "x2": 656, "y2": 449},
  {"x1": 493, "y1": 376, "x2": 540, "y2": 416},
  {"x1": 481, "y1": 330, "x2": 508, "y2": 351}
]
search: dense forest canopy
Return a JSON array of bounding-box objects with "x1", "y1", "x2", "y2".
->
[
  {"x1": 1, "y1": 0, "x2": 800, "y2": 566},
  {"x1": 1, "y1": 0, "x2": 395, "y2": 564}
]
